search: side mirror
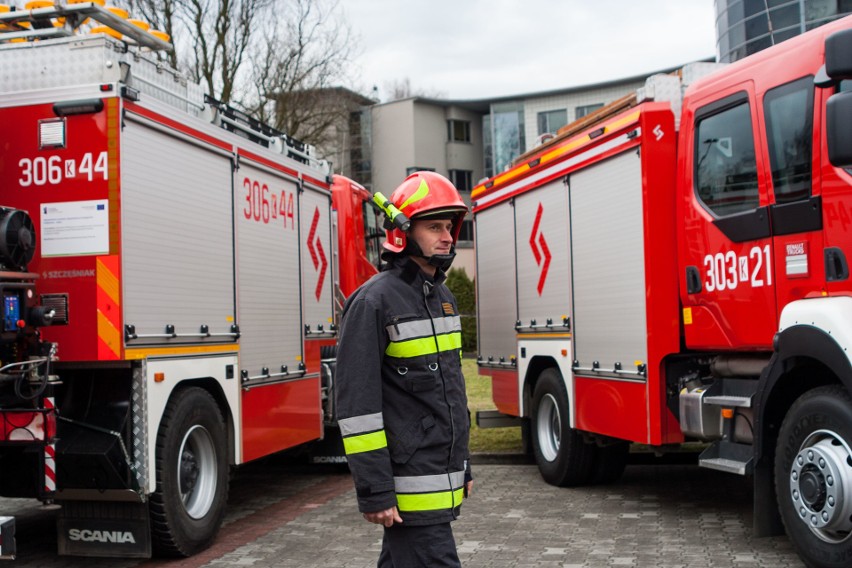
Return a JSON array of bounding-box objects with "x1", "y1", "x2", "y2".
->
[
  {"x1": 823, "y1": 29, "x2": 852, "y2": 168},
  {"x1": 827, "y1": 90, "x2": 852, "y2": 168},
  {"x1": 826, "y1": 28, "x2": 852, "y2": 81}
]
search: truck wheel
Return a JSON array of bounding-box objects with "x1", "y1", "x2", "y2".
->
[
  {"x1": 150, "y1": 387, "x2": 229, "y2": 557},
  {"x1": 775, "y1": 385, "x2": 852, "y2": 568},
  {"x1": 591, "y1": 441, "x2": 629, "y2": 484},
  {"x1": 530, "y1": 368, "x2": 594, "y2": 486}
]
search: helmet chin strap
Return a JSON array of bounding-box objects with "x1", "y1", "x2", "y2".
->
[{"x1": 405, "y1": 240, "x2": 457, "y2": 271}]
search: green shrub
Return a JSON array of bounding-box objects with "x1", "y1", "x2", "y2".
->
[{"x1": 446, "y1": 268, "x2": 477, "y2": 353}]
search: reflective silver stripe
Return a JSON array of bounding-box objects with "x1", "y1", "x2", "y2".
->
[
  {"x1": 339, "y1": 412, "x2": 384, "y2": 437},
  {"x1": 386, "y1": 316, "x2": 461, "y2": 342},
  {"x1": 394, "y1": 470, "x2": 466, "y2": 493}
]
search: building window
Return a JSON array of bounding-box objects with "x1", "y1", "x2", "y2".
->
[
  {"x1": 537, "y1": 109, "x2": 567, "y2": 135},
  {"x1": 406, "y1": 166, "x2": 435, "y2": 175},
  {"x1": 482, "y1": 114, "x2": 493, "y2": 178},
  {"x1": 694, "y1": 95, "x2": 759, "y2": 217},
  {"x1": 448, "y1": 120, "x2": 471, "y2": 143},
  {"x1": 449, "y1": 170, "x2": 473, "y2": 192},
  {"x1": 456, "y1": 218, "x2": 474, "y2": 247},
  {"x1": 575, "y1": 103, "x2": 604, "y2": 119},
  {"x1": 349, "y1": 109, "x2": 372, "y2": 187},
  {"x1": 716, "y1": 0, "x2": 852, "y2": 63},
  {"x1": 490, "y1": 101, "x2": 525, "y2": 174}
]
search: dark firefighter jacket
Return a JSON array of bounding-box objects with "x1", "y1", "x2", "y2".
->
[{"x1": 335, "y1": 256, "x2": 471, "y2": 526}]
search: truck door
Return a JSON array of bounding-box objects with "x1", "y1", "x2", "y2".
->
[
  {"x1": 763, "y1": 76, "x2": 825, "y2": 311},
  {"x1": 821, "y1": 79, "x2": 852, "y2": 294},
  {"x1": 680, "y1": 85, "x2": 778, "y2": 349}
]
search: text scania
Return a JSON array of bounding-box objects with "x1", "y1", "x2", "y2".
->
[
  {"x1": 703, "y1": 245, "x2": 772, "y2": 292},
  {"x1": 18, "y1": 151, "x2": 108, "y2": 187},
  {"x1": 67, "y1": 528, "x2": 136, "y2": 544}
]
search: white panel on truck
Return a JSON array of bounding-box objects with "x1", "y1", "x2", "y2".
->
[
  {"x1": 513, "y1": 178, "x2": 572, "y2": 332},
  {"x1": 235, "y1": 163, "x2": 303, "y2": 379},
  {"x1": 300, "y1": 185, "x2": 334, "y2": 334},
  {"x1": 0, "y1": 36, "x2": 120, "y2": 93},
  {"x1": 121, "y1": 119, "x2": 235, "y2": 344},
  {"x1": 570, "y1": 150, "x2": 647, "y2": 378},
  {"x1": 475, "y1": 201, "x2": 518, "y2": 364}
]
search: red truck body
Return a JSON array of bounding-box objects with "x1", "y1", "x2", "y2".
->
[{"x1": 473, "y1": 16, "x2": 852, "y2": 568}]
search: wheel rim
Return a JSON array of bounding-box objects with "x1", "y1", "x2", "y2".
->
[
  {"x1": 177, "y1": 424, "x2": 218, "y2": 520},
  {"x1": 789, "y1": 428, "x2": 852, "y2": 543},
  {"x1": 536, "y1": 393, "x2": 561, "y2": 462}
]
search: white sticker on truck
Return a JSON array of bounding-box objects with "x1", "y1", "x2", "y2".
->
[
  {"x1": 703, "y1": 245, "x2": 772, "y2": 292},
  {"x1": 40, "y1": 199, "x2": 109, "y2": 257}
]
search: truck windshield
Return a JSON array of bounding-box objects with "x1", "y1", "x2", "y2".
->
[{"x1": 764, "y1": 76, "x2": 814, "y2": 204}]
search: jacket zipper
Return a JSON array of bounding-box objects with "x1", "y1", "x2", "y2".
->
[{"x1": 422, "y1": 280, "x2": 459, "y2": 518}]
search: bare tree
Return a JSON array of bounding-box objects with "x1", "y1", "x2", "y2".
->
[
  {"x1": 125, "y1": 0, "x2": 271, "y2": 103},
  {"x1": 385, "y1": 78, "x2": 414, "y2": 101},
  {"x1": 120, "y1": 0, "x2": 361, "y2": 150},
  {"x1": 382, "y1": 77, "x2": 445, "y2": 102},
  {"x1": 242, "y1": 0, "x2": 359, "y2": 142}
]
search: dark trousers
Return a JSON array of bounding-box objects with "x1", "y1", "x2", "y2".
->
[{"x1": 377, "y1": 522, "x2": 461, "y2": 568}]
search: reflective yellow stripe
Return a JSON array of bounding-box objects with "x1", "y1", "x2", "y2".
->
[
  {"x1": 343, "y1": 430, "x2": 387, "y2": 455},
  {"x1": 397, "y1": 488, "x2": 464, "y2": 512},
  {"x1": 385, "y1": 332, "x2": 461, "y2": 358}
]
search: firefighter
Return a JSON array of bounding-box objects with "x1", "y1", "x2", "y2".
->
[{"x1": 335, "y1": 171, "x2": 473, "y2": 567}]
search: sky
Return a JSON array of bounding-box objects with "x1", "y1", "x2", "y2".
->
[{"x1": 342, "y1": 0, "x2": 718, "y2": 102}]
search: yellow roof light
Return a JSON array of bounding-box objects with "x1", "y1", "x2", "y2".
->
[
  {"x1": 128, "y1": 19, "x2": 150, "y2": 31},
  {"x1": 149, "y1": 29, "x2": 170, "y2": 42},
  {"x1": 106, "y1": 6, "x2": 129, "y2": 19},
  {"x1": 90, "y1": 25, "x2": 121, "y2": 39},
  {"x1": 25, "y1": 1, "x2": 54, "y2": 9}
]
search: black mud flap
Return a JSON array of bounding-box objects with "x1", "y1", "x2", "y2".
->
[
  {"x1": 307, "y1": 425, "x2": 348, "y2": 466},
  {"x1": 0, "y1": 516, "x2": 15, "y2": 559},
  {"x1": 57, "y1": 501, "x2": 151, "y2": 558}
]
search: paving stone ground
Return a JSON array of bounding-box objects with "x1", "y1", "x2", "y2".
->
[{"x1": 0, "y1": 455, "x2": 805, "y2": 567}]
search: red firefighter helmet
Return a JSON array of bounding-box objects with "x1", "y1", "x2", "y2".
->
[{"x1": 383, "y1": 171, "x2": 468, "y2": 254}]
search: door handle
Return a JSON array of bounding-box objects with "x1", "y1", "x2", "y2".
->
[
  {"x1": 686, "y1": 266, "x2": 702, "y2": 294},
  {"x1": 825, "y1": 247, "x2": 849, "y2": 281}
]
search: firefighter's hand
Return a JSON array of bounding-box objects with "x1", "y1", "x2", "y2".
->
[
  {"x1": 363, "y1": 506, "x2": 403, "y2": 527},
  {"x1": 465, "y1": 480, "x2": 474, "y2": 498}
]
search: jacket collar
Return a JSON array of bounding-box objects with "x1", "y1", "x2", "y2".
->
[{"x1": 385, "y1": 255, "x2": 446, "y2": 286}]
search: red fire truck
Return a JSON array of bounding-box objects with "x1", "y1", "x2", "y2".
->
[
  {"x1": 0, "y1": 2, "x2": 378, "y2": 559},
  {"x1": 473, "y1": 16, "x2": 852, "y2": 568}
]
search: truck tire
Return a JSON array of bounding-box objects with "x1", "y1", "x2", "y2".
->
[
  {"x1": 591, "y1": 441, "x2": 629, "y2": 484},
  {"x1": 530, "y1": 368, "x2": 595, "y2": 486},
  {"x1": 775, "y1": 385, "x2": 852, "y2": 568},
  {"x1": 150, "y1": 387, "x2": 229, "y2": 557}
]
